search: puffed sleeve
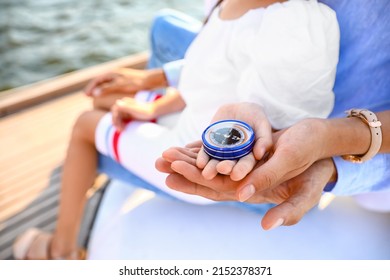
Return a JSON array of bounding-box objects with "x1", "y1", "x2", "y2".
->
[
  {"x1": 237, "y1": 0, "x2": 340, "y2": 129},
  {"x1": 162, "y1": 59, "x2": 184, "y2": 88}
]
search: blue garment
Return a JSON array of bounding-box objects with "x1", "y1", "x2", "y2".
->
[
  {"x1": 147, "y1": 9, "x2": 201, "y2": 69},
  {"x1": 320, "y1": 0, "x2": 390, "y2": 195}
]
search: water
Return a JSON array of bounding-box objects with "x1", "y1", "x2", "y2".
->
[{"x1": 0, "y1": 0, "x2": 203, "y2": 92}]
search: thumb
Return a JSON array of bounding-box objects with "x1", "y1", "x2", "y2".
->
[{"x1": 236, "y1": 152, "x2": 288, "y2": 202}]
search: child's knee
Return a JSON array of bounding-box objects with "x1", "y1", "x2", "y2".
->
[{"x1": 72, "y1": 111, "x2": 101, "y2": 141}]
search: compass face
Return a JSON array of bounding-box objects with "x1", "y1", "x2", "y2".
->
[
  {"x1": 210, "y1": 127, "x2": 244, "y2": 147},
  {"x1": 202, "y1": 120, "x2": 255, "y2": 160}
]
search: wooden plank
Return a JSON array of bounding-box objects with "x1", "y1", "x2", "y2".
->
[{"x1": 0, "y1": 52, "x2": 148, "y2": 116}]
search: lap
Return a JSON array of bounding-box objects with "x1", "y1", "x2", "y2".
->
[{"x1": 88, "y1": 180, "x2": 390, "y2": 259}]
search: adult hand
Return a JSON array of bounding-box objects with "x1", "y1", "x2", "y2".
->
[
  {"x1": 158, "y1": 109, "x2": 330, "y2": 202},
  {"x1": 111, "y1": 97, "x2": 157, "y2": 131},
  {"x1": 156, "y1": 143, "x2": 335, "y2": 230},
  {"x1": 84, "y1": 68, "x2": 150, "y2": 97},
  {"x1": 197, "y1": 103, "x2": 273, "y2": 181}
]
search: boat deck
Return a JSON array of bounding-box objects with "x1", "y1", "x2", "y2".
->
[
  {"x1": 0, "y1": 92, "x2": 91, "y2": 259},
  {"x1": 0, "y1": 54, "x2": 147, "y2": 259}
]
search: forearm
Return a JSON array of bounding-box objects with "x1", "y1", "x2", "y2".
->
[
  {"x1": 117, "y1": 68, "x2": 168, "y2": 90},
  {"x1": 144, "y1": 68, "x2": 169, "y2": 89},
  {"x1": 318, "y1": 110, "x2": 389, "y2": 159},
  {"x1": 152, "y1": 89, "x2": 186, "y2": 117},
  {"x1": 378, "y1": 111, "x2": 390, "y2": 152}
]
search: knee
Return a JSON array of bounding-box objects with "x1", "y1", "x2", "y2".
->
[{"x1": 72, "y1": 111, "x2": 95, "y2": 140}]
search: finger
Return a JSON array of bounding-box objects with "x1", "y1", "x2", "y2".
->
[
  {"x1": 196, "y1": 146, "x2": 209, "y2": 169},
  {"x1": 201, "y1": 159, "x2": 219, "y2": 180},
  {"x1": 185, "y1": 140, "x2": 202, "y2": 149},
  {"x1": 170, "y1": 160, "x2": 236, "y2": 193},
  {"x1": 216, "y1": 160, "x2": 236, "y2": 175},
  {"x1": 236, "y1": 152, "x2": 290, "y2": 202},
  {"x1": 260, "y1": 188, "x2": 321, "y2": 230},
  {"x1": 230, "y1": 153, "x2": 257, "y2": 181},
  {"x1": 260, "y1": 159, "x2": 333, "y2": 230},
  {"x1": 99, "y1": 83, "x2": 134, "y2": 96},
  {"x1": 161, "y1": 147, "x2": 197, "y2": 165},
  {"x1": 111, "y1": 104, "x2": 130, "y2": 131},
  {"x1": 84, "y1": 74, "x2": 115, "y2": 96},
  {"x1": 155, "y1": 157, "x2": 174, "y2": 173},
  {"x1": 119, "y1": 97, "x2": 135, "y2": 104},
  {"x1": 111, "y1": 105, "x2": 121, "y2": 130},
  {"x1": 166, "y1": 173, "x2": 231, "y2": 201},
  {"x1": 252, "y1": 117, "x2": 273, "y2": 160},
  {"x1": 189, "y1": 147, "x2": 201, "y2": 154}
]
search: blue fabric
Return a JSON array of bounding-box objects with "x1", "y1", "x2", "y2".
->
[
  {"x1": 320, "y1": 0, "x2": 390, "y2": 195},
  {"x1": 147, "y1": 9, "x2": 201, "y2": 69}
]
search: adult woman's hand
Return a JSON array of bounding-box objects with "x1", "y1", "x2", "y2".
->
[{"x1": 156, "y1": 143, "x2": 336, "y2": 230}]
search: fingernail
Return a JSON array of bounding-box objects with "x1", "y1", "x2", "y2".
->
[
  {"x1": 93, "y1": 88, "x2": 101, "y2": 97},
  {"x1": 268, "y1": 218, "x2": 284, "y2": 230},
  {"x1": 238, "y1": 184, "x2": 255, "y2": 202}
]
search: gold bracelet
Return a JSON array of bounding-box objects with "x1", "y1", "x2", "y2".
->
[{"x1": 342, "y1": 109, "x2": 382, "y2": 163}]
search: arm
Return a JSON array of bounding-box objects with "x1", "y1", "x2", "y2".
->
[
  {"x1": 318, "y1": 110, "x2": 390, "y2": 195},
  {"x1": 84, "y1": 68, "x2": 168, "y2": 97},
  {"x1": 84, "y1": 59, "x2": 184, "y2": 97},
  {"x1": 112, "y1": 88, "x2": 185, "y2": 131},
  {"x1": 318, "y1": 110, "x2": 390, "y2": 158},
  {"x1": 151, "y1": 88, "x2": 186, "y2": 117},
  {"x1": 156, "y1": 106, "x2": 389, "y2": 229}
]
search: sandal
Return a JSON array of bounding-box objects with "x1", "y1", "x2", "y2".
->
[{"x1": 13, "y1": 228, "x2": 85, "y2": 260}]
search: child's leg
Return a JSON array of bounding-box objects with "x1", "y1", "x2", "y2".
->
[
  {"x1": 14, "y1": 110, "x2": 105, "y2": 260},
  {"x1": 49, "y1": 109, "x2": 106, "y2": 258}
]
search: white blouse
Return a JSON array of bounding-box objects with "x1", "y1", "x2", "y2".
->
[{"x1": 176, "y1": 0, "x2": 339, "y2": 143}]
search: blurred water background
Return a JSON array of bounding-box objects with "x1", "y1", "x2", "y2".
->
[{"x1": 0, "y1": 0, "x2": 202, "y2": 92}]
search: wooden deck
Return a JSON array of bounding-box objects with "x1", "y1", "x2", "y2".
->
[{"x1": 0, "y1": 53, "x2": 148, "y2": 259}]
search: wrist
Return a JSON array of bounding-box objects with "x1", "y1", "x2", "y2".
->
[
  {"x1": 322, "y1": 116, "x2": 371, "y2": 159},
  {"x1": 149, "y1": 102, "x2": 159, "y2": 119},
  {"x1": 296, "y1": 118, "x2": 329, "y2": 161}
]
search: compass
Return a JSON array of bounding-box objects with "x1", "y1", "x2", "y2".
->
[{"x1": 202, "y1": 120, "x2": 255, "y2": 160}]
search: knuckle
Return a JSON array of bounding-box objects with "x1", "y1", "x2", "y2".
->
[{"x1": 260, "y1": 169, "x2": 278, "y2": 189}]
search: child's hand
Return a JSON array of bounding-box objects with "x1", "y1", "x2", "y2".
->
[
  {"x1": 111, "y1": 97, "x2": 156, "y2": 131},
  {"x1": 197, "y1": 102, "x2": 273, "y2": 181}
]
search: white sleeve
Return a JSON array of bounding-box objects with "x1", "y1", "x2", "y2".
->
[
  {"x1": 204, "y1": 0, "x2": 218, "y2": 16},
  {"x1": 237, "y1": 0, "x2": 340, "y2": 129}
]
